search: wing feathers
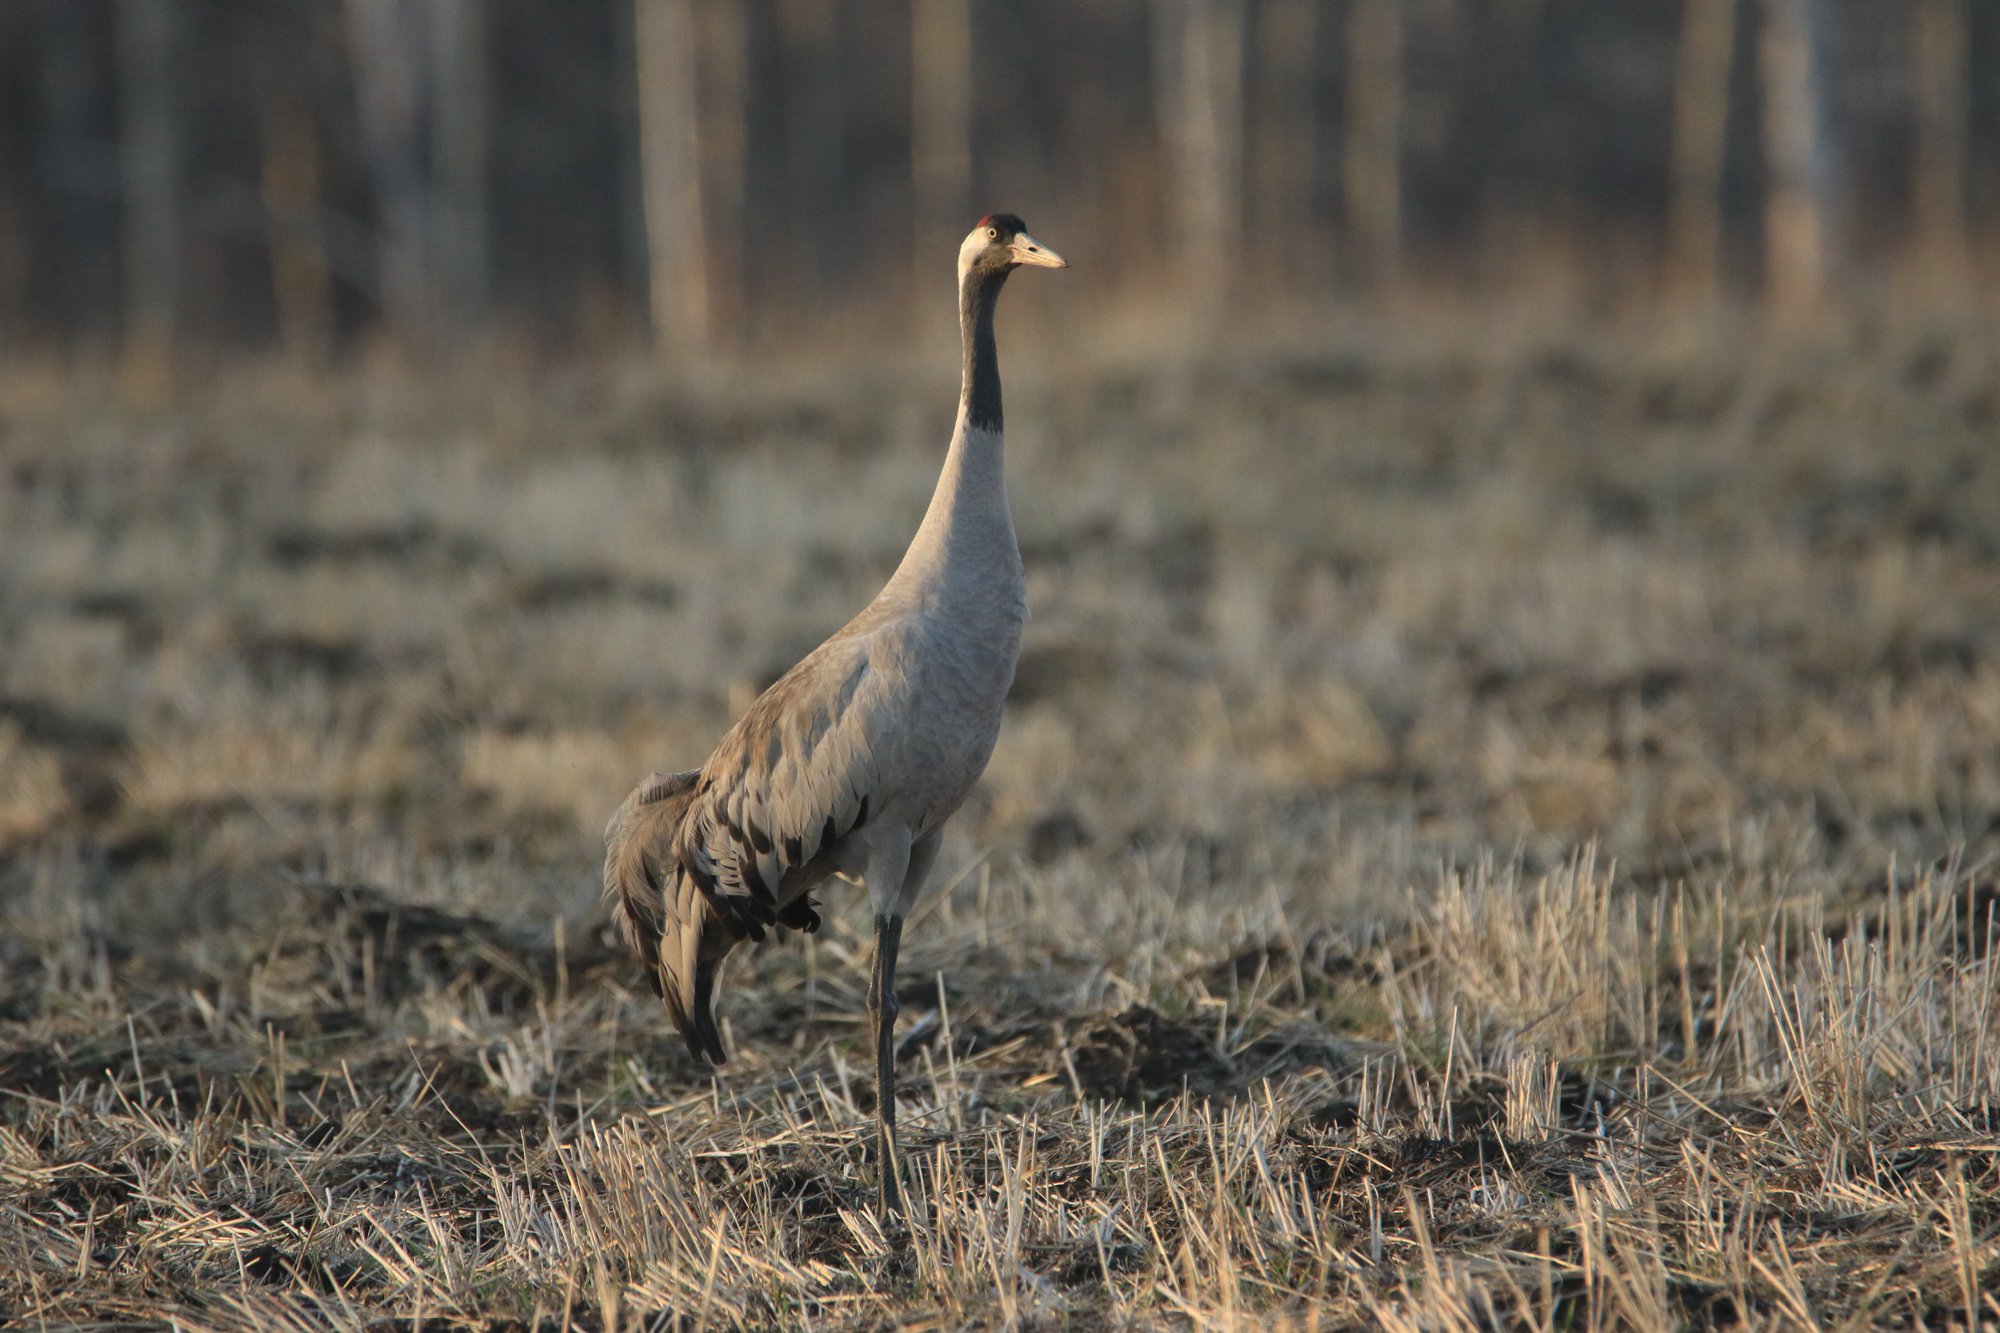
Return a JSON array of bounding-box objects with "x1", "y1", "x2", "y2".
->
[{"x1": 677, "y1": 634, "x2": 888, "y2": 922}]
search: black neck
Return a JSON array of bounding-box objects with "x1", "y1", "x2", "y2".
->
[{"x1": 959, "y1": 264, "x2": 1008, "y2": 433}]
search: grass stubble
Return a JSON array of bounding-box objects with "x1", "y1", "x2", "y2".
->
[{"x1": 1, "y1": 320, "x2": 1998, "y2": 1327}]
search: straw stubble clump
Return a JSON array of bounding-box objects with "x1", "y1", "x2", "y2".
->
[{"x1": 2, "y1": 326, "x2": 1998, "y2": 1327}]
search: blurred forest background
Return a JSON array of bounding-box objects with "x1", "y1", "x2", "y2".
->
[{"x1": 2, "y1": 0, "x2": 1999, "y2": 385}]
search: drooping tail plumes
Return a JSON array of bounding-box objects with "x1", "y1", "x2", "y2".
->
[
  {"x1": 607, "y1": 763, "x2": 831, "y2": 1065},
  {"x1": 603, "y1": 769, "x2": 732, "y2": 1063}
]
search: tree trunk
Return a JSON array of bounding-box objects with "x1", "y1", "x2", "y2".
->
[
  {"x1": 36, "y1": 0, "x2": 113, "y2": 339},
  {"x1": 912, "y1": 0, "x2": 972, "y2": 320},
  {"x1": 1344, "y1": 0, "x2": 1403, "y2": 293},
  {"x1": 1757, "y1": 0, "x2": 1838, "y2": 319},
  {"x1": 345, "y1": 0, "x2": 439, "y2": 354},
  {"x1": 1910, "y1": 0, "x2": 1969, "y2": 291},
  {"x1": 636, "y1": 0, "x2": 709, "y2": 358},
  {"x1": 695, "y1": 0, "x2": 747, "y2": 347},
  {"x1": 777, "y1": 0, "x2": 844, "y2": 297},
  {"x1": 1251, "y1": 0, "x2": 1318, "y2": 287},
  {"x1": 116, "y1": 0, "x2": 179, "y2": 399},
  {"x1": 252, "y1": 40, "x2": 334, "y2": 361},
  {"x1": 1153, "y1": 0, "x2": 1243, "y2": 326},
  {"x1": 615, "y1": 0, "x2": 651, "y2": 336},
  {"x1": 429, "y1": 0, "x2": 490, "y2": 335},
  {"x1": 1667, "y1": 0, "x2": 1738, "y2": 305}
]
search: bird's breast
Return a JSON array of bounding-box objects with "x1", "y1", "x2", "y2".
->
[{"x1": 874, "y1": 597, "x2": 1021, "y2": 835}]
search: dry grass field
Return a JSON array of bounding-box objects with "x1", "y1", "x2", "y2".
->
[{"x1": 2, "y1": 319, "x2": 1999, "y2": 1328}]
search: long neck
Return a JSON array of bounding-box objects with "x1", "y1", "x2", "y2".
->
[
  {"x1": 883, "y1": 263, "x2": 1020, "y2": 602},
  {"x1": 960, "y1": 263, "x2": 1006, "y2": 433}
]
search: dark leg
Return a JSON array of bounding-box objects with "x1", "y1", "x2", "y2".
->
[{"x1": 868, "y1": 912, "x2": 905, "y2": 1216}]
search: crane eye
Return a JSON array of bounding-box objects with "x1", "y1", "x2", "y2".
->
[{"x1": 986, "y1": 227, "x2": 998, "y2": 239}]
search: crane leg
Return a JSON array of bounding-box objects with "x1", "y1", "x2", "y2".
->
[{"x1": 869, "y1": 911, "x2": 905, "y2": 1216}]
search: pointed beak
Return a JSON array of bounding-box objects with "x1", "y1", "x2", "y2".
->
[{"x1": 1009, "y1": 233, "x2": 1067, "y2": 269}]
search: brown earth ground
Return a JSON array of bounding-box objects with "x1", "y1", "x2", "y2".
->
[{"x1": 2, "y1": 320, "x2": 1998, "y2": 1327}]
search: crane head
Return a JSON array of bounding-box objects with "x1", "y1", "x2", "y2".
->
[{"x1": 960, "y1": 214, "x2": 1068, "y2": 277}]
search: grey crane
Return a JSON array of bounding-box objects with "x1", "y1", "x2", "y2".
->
[{"x1": 605, "y1": 214, "x2": 1066, "y2": 1214}]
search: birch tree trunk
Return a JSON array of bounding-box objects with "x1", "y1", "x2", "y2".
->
[
  {"x1": 1252, "y1": 0, "x2": 1318, "y2": 285},
  {"x1": 430, "y1": 0, "x2": 490, "y2": 335},
  {"x1": 1667, "y1": 0, "x2": 1737, "y2": 305},
  {"x1": 253, "y1": 41, "x2": 334, "y2": 360},
  {"x1": 636, "y1": 0, "x2": 709, "y2": 358},
  {"x1": 695, "y1": 0, "x2": 747, "y2": 347},
  {"x1": 778, "y1": 0, "x2": 844, "y2": 292},
  {"x1": 346, "y1": 0, "x2": 438, "y2": 353},
  {"x1": 1910, "y1": 0, "x2": 1969, "y2": 291},
  {"x1": 1345, "y1": 0, "x2": 1403, "y2": 292},
  {"x1": 615, "y1": 0, "x2": 651, "y2": 335},
  {"x1": 912, "y1": 0, "x2": 972, "y2": 319},
  {"x1": 1153, "y1": 0, "x2": 1244, "y2": 326},
  {"x1": 1757, "y1": 0, "x2": 1838, "y2": 319},
  {"x1": 117, "y1": 0, "x2": 179, "y2": 398},
  {"x1": 36, "y1": 0, "x2": 112, "y2": 335}
]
